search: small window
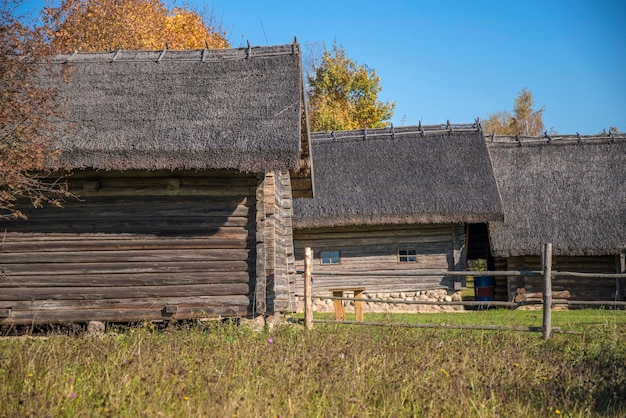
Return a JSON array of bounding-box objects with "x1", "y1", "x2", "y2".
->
[
  {"x1": 398, "y1": 249, "x2": 417, "y2": 263},
  {"x1": 320, "y1": 250, "x2": 340, "y2": 265}
]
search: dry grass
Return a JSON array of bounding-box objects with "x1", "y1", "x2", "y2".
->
[{"x1": 1, "y1": 311, "x2": 625, "y2": 417}]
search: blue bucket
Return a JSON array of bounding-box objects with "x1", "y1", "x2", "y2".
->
[{"x1": 474, "y1": 276, "x2": 495, "y2": 301}]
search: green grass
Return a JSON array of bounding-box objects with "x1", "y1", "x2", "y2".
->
[
  {"x1": 1, "y1": 311, "x2": 625, "y2": 417},
  {"x1": 312, "y1": 307, "x2": 626, "y2": 333}
]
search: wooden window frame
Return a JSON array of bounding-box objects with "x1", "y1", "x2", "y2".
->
[
  {"x1": 320, "y1": 250, "x2": 341, "y2": 265},
  {"x1": 397, "y1": 248, "x2": 417, "y2": 263}
]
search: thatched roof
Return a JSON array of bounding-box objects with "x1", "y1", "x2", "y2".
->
[
  {"x1": 487, "y1": 134, "x2": 626, "y2": 257},
  {"x1": 293, "y1": 123, "x2": 504, "y2": 229},
  {"x1": 43, "y1": 43, "x2": 310, "y2": 174}
]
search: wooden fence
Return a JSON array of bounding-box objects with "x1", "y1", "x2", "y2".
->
[{"x1": 302, "y1": 244, "x2": 626, "y2": 339}]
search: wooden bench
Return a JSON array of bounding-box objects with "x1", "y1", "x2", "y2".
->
[{"x1": 329, "y1": 287, "x2": 366, "y2": 321}]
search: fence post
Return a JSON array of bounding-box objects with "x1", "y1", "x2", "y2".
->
[
  {"x1": 542, "y1": 243, "x2": 553, "y2": 340},
  {"x1": 304, "y1": 247, "x2": 313, "y2": 330},
  {"x1": 617, "y1": 254, "x2": 625, "y2": 303}
]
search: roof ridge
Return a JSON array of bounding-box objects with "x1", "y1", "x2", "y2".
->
[
  {"x1": 50, "y1": 43, "x2": 299, "y2": 64},
  {"x1": 485, "y1": 132, "x2": 626, "y2": 146},
  {"x1": 310, "y1": 122, "x2": 481, "y2": 142}
]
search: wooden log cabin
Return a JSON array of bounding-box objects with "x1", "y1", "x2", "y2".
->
[
  {"x1": 0, "y1": 44, "x2": 314, "y2": 325},
  {"x1": 486, "y1": 133, "x2": 626, "y2": 302},
  {"x1": 292, "y1": 123, "x2": 504, "y2": 298}
]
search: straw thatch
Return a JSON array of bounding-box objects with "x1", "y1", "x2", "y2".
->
[
  {"x1": 293, "y1": 124, "x2": 504, "y2": 229},
  {"x1": 487, "y1": 134, "x2": 626, "y2": 257},
  {"x1": 43, "y1": 44, "x2": 305, "y2": 173}
]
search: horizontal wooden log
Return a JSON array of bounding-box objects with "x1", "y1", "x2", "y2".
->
[
  {"x1": 552, "y1": 271, "x2": 626, "y2": 279},
  {"x1": 2, "y1": 260, "x2": 250, "y2": 276},
  {"x1": 85, "y1": 176, "x2": 258, "y2": 188},
  {"x1": 15, "y1": 206, "x2": 252, "y2": 220},
  {"x1": 294, "y1": 235, "x2": 452, "y2": 248},
  {"x1": 8, "y1": 196, "x2": 250, "y2": 217},
  {"x1": 2, "y1": 216, "x2": 252, "y2": 233},
  {"x1": 0, "y1": 283, "x2": 250, "y2": 301},
  {"x1": 68, "y1": 185, "x2": 256, "y2": 198},
  {"x1": 0, "y1": 271, "x2": 250, "y2": 288},
  {"x1": 0, "y1": 236, "x2": 253, "y2": 252},
  {"x1": 0, "y1": 303, "x2": 249, "y2": 325},
  {"x1": 295, "y1": 223, "x2": 453, "y2": 237},
  {"x1": 67, "y1": 169, "x2": 256, "y2": 180},
  {"x1": 1, "y1": 248, "x2": 251, "y2": 264},
  {"x1": 0, "y1": 295, "x2": 250, "y2": 311}
]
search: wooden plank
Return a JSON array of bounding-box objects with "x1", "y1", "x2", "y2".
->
[
  {"x1": 294, "y1": 223, "x2": 453, "y2": 237},
  {"x1": 0, "y1": 271, "x2": 250, "y2": 288},
  {"x1": 0, "y1": 302, "x2": 249, "y2": 325},
  {"x1": 618, "y1": 254, "x2": 626, "y2": 301},
  {"x1": 0, "y1": 236, "x2": 253, "y2": 252},
  {"x1": 1, "y1": 248, "x2": 251, "y2": 264},
  {"x1": 66, "y1": 185, "x2": 255, "y2": 197},
  {"x1": 0, "y1": 283, "x2": 250, "y2": 301},
  {"x1": 255, "y1": 174, "x2": 267, "y2": 314},
  {"x1": 67, "y1": 169, "x2": 256, "y2": 180},
  {"x1": 451, "y1": 224, "x2": 466, "y2": 271},
  {"x1": 2, "y1": 216, "x2": 252, "y2": 232},
  {"x1": 8, "y1": 205, "x2": 252, "y2": 220},
  {"x1": 2, "y1": 260, "x2": 250, "y2": 276},
  {"x1": 0, "y1": 295, "x2": 250, "y2": 311}
]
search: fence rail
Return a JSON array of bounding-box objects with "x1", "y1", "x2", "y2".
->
[{"x1": 302, "y1": 244, "x2": 626, "y2": 339}]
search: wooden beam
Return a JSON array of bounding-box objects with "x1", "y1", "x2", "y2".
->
[
  {"x1": 255, "y1": 174, "x2": 267, "y2": 314},
  {"x1": 542, "y1": 243, "x2": 553, "y2": 340},
  {"x1": 617, "y1": 254, "x2": 626, "y2": 302},
  {"x1": 304, "y1": 247, "x2": 313, "y2": 330}
]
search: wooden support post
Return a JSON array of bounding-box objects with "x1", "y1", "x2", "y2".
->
[
  {"x1": 332, "y1": 290, "x2": 346, "y2": 321},
  {"x1": 542, "y1": 243, "x2": 553, "y2": 340},
  {"x1": 617, "y1": 254, "x2": 625, "y2": 303},
  {"x1": 330, "y1": 287, "x2": 366, "y2": 322},
  {"x1": 354, "y1": 289, "x2": 365, "y2": 322},
  {"x1": 304, "y1": 247, "x2": 313, "y2": 330}
]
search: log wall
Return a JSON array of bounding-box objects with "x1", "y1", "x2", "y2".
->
[
  {"x1": 254, "y1": 171, "x2": 296, "y2": 314},
  {"x1": 0, "y1": 170, "x2": 257, "y2": 325},
  {"x1": 293, "y1": 223, "x2": 466, "y2": 296},
  {"x1": 504, "y1": 255, "x2": 620, "y2": 302}
]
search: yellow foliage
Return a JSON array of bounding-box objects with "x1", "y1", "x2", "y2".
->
[
  {"x1": 483, "y1": 87, "x2": 545, "y2": 136},
  {"x1": 43, "y1": 0, "x2": 229, "y2": 52},
  {"x1": 307, "y1": 42, "x2": 394, "y2": 132}
]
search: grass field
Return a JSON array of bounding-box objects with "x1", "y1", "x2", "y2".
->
[{"x1": 1, "y1": 310, "x2": 625, "y2": 417}]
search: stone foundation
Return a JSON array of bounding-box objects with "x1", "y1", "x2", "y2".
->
[{"x1": 295, "y1": 289, "x2": 466, "y2": 314}]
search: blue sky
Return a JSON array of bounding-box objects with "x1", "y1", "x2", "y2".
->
[{"x1": 16, "y1": 0, "x2": 626, "y2": 134}]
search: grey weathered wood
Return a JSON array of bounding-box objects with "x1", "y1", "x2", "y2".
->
[
  {"x1": 502, "y1": 255, "x2": 621, "y2": 302},
  {"x1": 0, "y1": 272, "x2": 250, "y2": 288},
  {"x1": 1, "y1": 248, "x2": 251, "y2": 264},
  {"x1": 542, "y1": 243, "x2": 553, "y2": 340},
  {"x1": 3, "y1": 260, "x2": 250, "y2": 276},
  {"x1": 0, "y1": 170, "x2": 260, "y2": 325},
  {"x1": 0, "y1": 283, "x2": 250, "y2": 301},
  {"x1": 0, "y1": 295, "x2": 249, "y2": 311},
  {"x1": 294, "y1": 224, "x2": 467, "y2": 295},
  {"x1": 255, "y1": 174, "x2": 267, "y2": 314},
  {"x1": 304, "y1": 247, "x2": 313, "y2": 330},
  {"x1": 616, "y1": 253, "x2": 625, "y2": 301}
]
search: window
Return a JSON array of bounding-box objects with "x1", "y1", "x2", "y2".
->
[
  {"x1": 398, "y1": 249, "x2": 417, "y2": 263},
  {"x1": 320, "y1": 250, "x2": 340, "y2": 265}
]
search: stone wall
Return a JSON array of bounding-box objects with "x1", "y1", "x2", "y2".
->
[{"x1": 295, "y1": 289, "x2": 466, "y2": 314}]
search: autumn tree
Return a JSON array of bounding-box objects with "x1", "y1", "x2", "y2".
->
[
  {"x1": 307, "y1": 42, "x2": 395, "y2": 131},
  {"x1": 1, "y1": 0, "x2": 70, "y2": 219},
  {"x1": 43, "y1": 0, "x2": 229, "y2": 52},
  {"x1": 483, "y1": 87, "x2": 545, "y2": 136}
]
